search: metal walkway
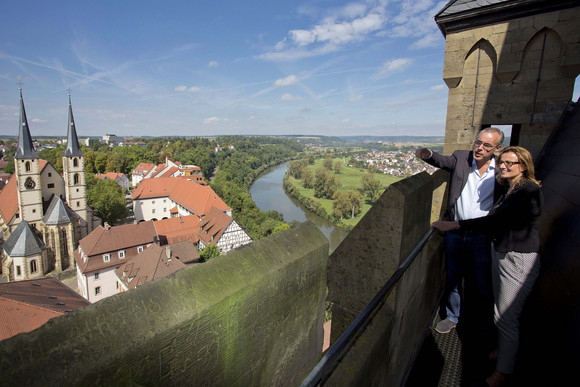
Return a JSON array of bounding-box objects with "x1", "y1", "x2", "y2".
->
[{"x1": 406, "y1": 317, "x2": 493, "y2": 387}]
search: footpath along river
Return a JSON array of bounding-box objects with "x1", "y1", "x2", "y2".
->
[{"x1": 250, "y1": 162, "x2": 348, "y2": 252}]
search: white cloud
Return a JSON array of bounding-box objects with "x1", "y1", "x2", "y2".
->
[
  {"x1": 373, "y1": 58, "x2": 413, "y2": 79},
  {"x1": 411, "y1": 33, "x2": 443, "y2": 49},
  {"x1": 259, "y1": 2, "x2": 387, "y2": 61},
  {"x1": 289, "y1": 13, "x2": 384, "y2": 47},
  {"x1": 390, "y1": 0, "x2": 446, "y2": 49},
  {"x1": 280, "y1": 93, "x2": 302, "y2": 101},
  {"x1": 274, "y1": 75, "x2": 299, "y2": 87},
  {"x1": 430, "y1": 84, "x2": 446, "y2": 91},
  {"x1": 175, "y1": 85, "x2": 201, "y2": 92},
  {"x1": 203, "y1": 117, "x2": 229, "y2": 124},
  {"x1": 349, "y1": 95, "x2": 363, "y2": 102},
  {"x1": 207, "y1": 61, "x2": 219, "y2": 67},
  {"x1": 341, "y1": 118, "x2": 351, "y2": 123}
]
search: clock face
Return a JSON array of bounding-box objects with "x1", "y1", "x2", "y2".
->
[{"x1": 25, "y1": 177, "x2": 36, "y2": 189}]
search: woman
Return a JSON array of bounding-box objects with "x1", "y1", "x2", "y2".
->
[{"x1": 433, "y1": 146, "x2": 543, "y2": 387}]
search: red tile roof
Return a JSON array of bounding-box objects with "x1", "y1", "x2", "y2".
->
[
  {"x1": 150, "y1": 164, "x2": 167, "y2": 178},
  {"x1": 75, "y1": 222, "x2": 157, "y2": 273},
  {"x1": 115, "y1": 242, "x2": 190, "y2": 290},
  {"x1": 0, "y1": 278, "x2": 90, "y2": 341},
  {"x1": 132, "y1": 177, "x2": 231, "y2": 217},
  {"x1": 95, "y1": 172, "x2": 125, "y2": 181},
  {"x1": 159, "y1": 166, "x2": 179, "y2": 177},
  {"x1": 132, "y1": 163, "x2": 155, "y2": 176},
  {"x1": 0, "y1": 176, "x2": 18, "y2": 225},
  {"x1": 154, "y1": 215, "x2": 201, "y2": 244},
  {"x1": 0, "y1": 297, "x2": 61, "y2": 341},
  {"x1": 198, "y1": 206, "x2": 233, "y2": 245}
]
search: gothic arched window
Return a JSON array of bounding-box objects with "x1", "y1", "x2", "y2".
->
[
  {"x1": 30, "y1": 260, "x2": 37, "y2": 273},
  {"x1": 25, "y1": 161, "x2": 31, "y2": 172},
  {"x1": 74, "y1": 173, "x2": 80, "y2": 185},
  {"x1": 73, "y1": 158, "x2": 78, "y2": 167}
]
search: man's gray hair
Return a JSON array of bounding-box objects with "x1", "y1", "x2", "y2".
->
[{"x1": 479, "y1": 127, "x2": 505, "y2": 146}]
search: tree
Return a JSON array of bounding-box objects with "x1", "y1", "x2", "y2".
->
[
  {"x1": 361, "y1": 173, "x2": 382, "y2": 203},
  {"x1": 86, "y1": 179, "x2": 127, "y2": 225},
  {"x1": 332, "y1": 191, "x2": 351, "y2": 219},
  {"x1": 84, "y1": 151, "x2": 97, "y2": 174},
  {"x1": 333, "y1": 160, "x2": 343, "y2": 174},
  {"x1": 323, "y1": 155, "x2": 333, "y2": 170},
  {"x1": 325, "y1": 174, "x2": 342, "y2": 199},
  {"x1": 314, "y1": 168, "x2": 330, "y2": 198},
  {"x1": 288, "y1": 160, "x2": 305, "y2": 179},
  {"x1": 333, "y1": 189, "x2": 363, "y2": 219},
  {"x1": 348, "y1": 190, "x2": 363, "y2": 218},
  {"x1": 94, "y1": 153, "x2": 108, "y2": 174},
  {"x1": 3, "y1": 157, "x2": 14, "y2": 173},
  {"x1": 302, "y1": 167, "x2": 314, "y2": 189},
  {"x1": 368, "y1": 163, "x2": 379, "y2": 174},
  {"x1": 199, "y1": 244, "x2": 220, "y2": 262},
  {"x1": 314, "y1": 168, "x2": 341, "y2": 199}
]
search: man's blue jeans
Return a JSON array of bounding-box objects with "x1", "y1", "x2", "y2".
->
[{"x1": 444, "y1": 230, "x2": 493, "y2": 324}]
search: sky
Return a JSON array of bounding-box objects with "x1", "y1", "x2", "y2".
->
[{"x1": 0, "y1": 0, "x2": 453, "y2": 138}]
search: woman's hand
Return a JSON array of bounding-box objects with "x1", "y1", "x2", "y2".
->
[{"x1": 432, "y1": 220, "x2": 460, "y2": 232}]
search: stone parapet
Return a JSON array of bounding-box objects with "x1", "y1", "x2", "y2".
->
[
  {"x1": 326, "y1": 170, "x2": 447, "y2": 386},
  {"x1": 0, "y1": 221, "x2": 328, "y2": 386}
]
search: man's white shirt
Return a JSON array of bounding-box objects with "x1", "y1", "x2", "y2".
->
[{"x1": 455, "y1": 158, "x2": 496, "y2": 221}]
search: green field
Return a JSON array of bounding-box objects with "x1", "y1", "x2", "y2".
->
[{"x1": 287, "y1": 158, "x2": 402, "y2": 227}]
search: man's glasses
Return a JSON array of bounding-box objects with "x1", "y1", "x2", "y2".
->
[
  {"x1": 473, "y1": 140, "x2": 498, "y2": 151},
  {"x1": 498, "y1": 160, "x2": 520, "y2": 167}
]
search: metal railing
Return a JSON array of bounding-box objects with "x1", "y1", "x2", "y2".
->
[{"x1": 300, "y1": 226, "x2": 437, "y2": 386}]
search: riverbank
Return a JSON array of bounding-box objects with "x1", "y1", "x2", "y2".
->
[
  {"x1": 250, "y1": 163, "x2": 349, "y2": 252},
  {"x1": 282, "y1": 160, "x2": 402, "y2": 231}
]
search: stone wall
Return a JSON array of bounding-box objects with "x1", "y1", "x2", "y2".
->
[
  {"x1": 326, "y1": 170, "x2": 448, "y2": 386},
  {"x1": 441, "y1": 7, "x2": 580, "y2": 156},
  {"x1": 517, "y1": 99, "x2": 580, "y2": 385},
  {"x1": 0, "y1": 222, "x2": 328, "y2": 386}
]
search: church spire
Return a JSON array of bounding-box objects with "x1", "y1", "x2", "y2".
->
[
  {"x1": 63, "y1": 92, "x2": 83, "y2": 157},
  {"x1": 14, "y1": 88, "x2": 39, "y2": 160}
]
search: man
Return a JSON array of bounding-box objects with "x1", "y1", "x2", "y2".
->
[{"x1": 416, "y1": 127, "x2": 504, "y2": 334}]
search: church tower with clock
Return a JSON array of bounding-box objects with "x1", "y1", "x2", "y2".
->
[
  {"x1": 14, "y1": 89, "x2": 43, "y2": 228},
  {"x1": 0, "y1": 89, "x2": 101, "y2": 282}
]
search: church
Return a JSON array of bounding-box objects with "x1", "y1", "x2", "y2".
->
[{"x1": 0, "y1": 90, "x2": 101, "y2": 282}]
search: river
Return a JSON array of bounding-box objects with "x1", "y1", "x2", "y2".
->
[{"x1": 250, "y1": 163, "x2": 348, "y2": 252}]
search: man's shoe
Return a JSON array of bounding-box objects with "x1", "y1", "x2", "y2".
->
[{"x1": 435, "y1": 318, "x2": 457, "y2": 334}]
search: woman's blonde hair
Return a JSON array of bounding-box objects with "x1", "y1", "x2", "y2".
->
[{"x1": 496, "y1": 146, "x2": 541, "y2": 187}]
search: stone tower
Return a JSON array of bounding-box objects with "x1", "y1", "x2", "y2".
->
[
  {"x1": 435, "y1": 0, "x2": 580, "y2": 156},
  {"x1": 62, "y1": 93, "x2": 90, "y2": 238},
  {"x1": 14, "y1": 89, "x2": 43, "y2": 228}
]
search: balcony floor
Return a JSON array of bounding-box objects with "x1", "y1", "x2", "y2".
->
[
  {"x1": 406, "y1": 301, "x2": 569, "y2": 387},
  {"x1": 407, "y1": 315, "x2": 496, "y2": 386}
]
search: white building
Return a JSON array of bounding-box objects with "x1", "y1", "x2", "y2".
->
[{"x1": 132, "y1": 177, "x2": 231, "y2": 222}]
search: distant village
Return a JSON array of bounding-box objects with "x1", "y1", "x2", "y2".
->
[{"x1": 350, "y1": 149, "x2": 438, "y2": 177}]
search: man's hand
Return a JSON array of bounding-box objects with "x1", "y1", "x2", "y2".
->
[
  {"x1": 432, "y1": 220, "x2": 460, "y2": 232},
  {"x1": 415, "y1": 148, "x2": 431, "y2": 159}
]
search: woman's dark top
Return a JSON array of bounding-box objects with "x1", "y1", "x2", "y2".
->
[{"x1": 459, "y1": 180, "x2": 543, "y2": 253}]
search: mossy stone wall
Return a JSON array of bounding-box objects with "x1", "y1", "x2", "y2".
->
[
  {"x1": 326, "y1": 170, "x2": 447, "y2": 386},
  {"x1": 0, "y1": 222, "x2": 328, "y2": 386}
]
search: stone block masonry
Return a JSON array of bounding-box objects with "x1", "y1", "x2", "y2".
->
[
  {"x1": 441, "y1": 7, "x2": 580, "y2": 156},
  {"x1": 0, "y1": 221, "x2": 328, "y2": 386}
]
